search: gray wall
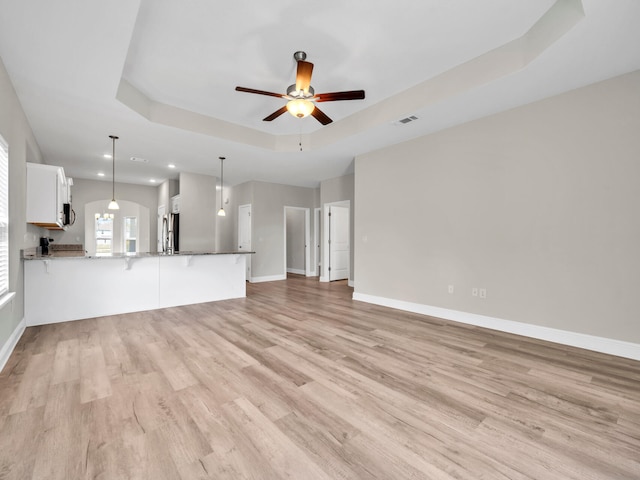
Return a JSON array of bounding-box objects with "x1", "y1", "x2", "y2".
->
[
  {"x1": 0, "y1": 56, "x2": 44, "y2": 362},
  {"x1": 252, "y1": 181, "x2": 316, "y2": 279},
  {"x1": 232, "y1": 181, "x2": 316, "y2": 280},
  {"x1": 179, "y1": 171, "x2": 217, "y2": 252},
  {"x1": 354, "y1": 71, "x2": 640, "y2": 344},
  {"x1": 50, "y1": 178, "x2": 158, "y2": 251}
]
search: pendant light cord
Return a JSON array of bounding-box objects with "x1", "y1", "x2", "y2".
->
[
  {"x1": 109, "y1": 135, "x2": 118, "y2": 200},
  {"x1": 218, "y1": 156, "x2": 225, "y2": 216}
]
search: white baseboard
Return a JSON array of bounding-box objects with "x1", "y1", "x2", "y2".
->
[
  {"x1": 318, "y1": 276, "x2": 352, "y2": 285},
  {"x1": 250, "y1": 274, "x2": 287, "y2": 283},
  {"x1": 352, "y1": 292, "x2": 640, "y2": 361},
  {"x1": 286, "y1": 268, "x2": 306, "y2": 275},
  {"x1": 0, "y1": 317, "x2": 26, "y2": 373}
]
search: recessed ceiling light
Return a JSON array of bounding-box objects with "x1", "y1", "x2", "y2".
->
[
  {"x1": 149, "y1": 179, "x2": 156, "y2": 183},
  {"x1": 103, "y1": 154, "x2": 112, "y2": 159},
  {"x1": 168, "y1": 164, "x2": 176, "y2": 169},
  {"x1": 97, "y1": 172, "x2": 105, "y2": 177}
]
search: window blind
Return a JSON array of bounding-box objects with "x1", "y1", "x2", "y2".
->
[{"x1": 0, "y1": 135, "x2": 8, "y2": 297}]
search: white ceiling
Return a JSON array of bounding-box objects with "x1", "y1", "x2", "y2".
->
[{"x1": 0, "y1": 0, "x2": 639, "y2": 188}]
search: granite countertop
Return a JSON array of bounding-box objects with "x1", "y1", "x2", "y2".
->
[{"x1": 22, "y1": 250, "x2": 254, "y2": 260}]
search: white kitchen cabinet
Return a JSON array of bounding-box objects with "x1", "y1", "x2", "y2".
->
[
  {"x1": 26, "y1": 162, "x2": 69, "y2": 229},
  {"x1": 24, "y1": 253, "x2": 248, "y2": 325},
  {"x1": 170, "y1": 194, "x2": 181, "y2": 213}
]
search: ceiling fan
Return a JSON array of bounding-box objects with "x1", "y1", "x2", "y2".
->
[{"x1": 235, "y1": 51, "x2": 365, "y2": 125}]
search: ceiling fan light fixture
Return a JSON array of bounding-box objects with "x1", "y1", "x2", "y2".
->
[
  {"x1": 286, "y1": 99, "x2": 315, "y2": 118},
  {"x1": 235, "y1": 52, "x2": 364, "y2": 125}
]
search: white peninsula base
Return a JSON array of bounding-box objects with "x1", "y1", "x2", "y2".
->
[{"x1": 24, "y1": 253, "x2": 248, "y2": 326}]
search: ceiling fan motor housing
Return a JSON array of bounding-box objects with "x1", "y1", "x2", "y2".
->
[{"x1": 286, "y1": 84, "x2": 315, "y2": 100}]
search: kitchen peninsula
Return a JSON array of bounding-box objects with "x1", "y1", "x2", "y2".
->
[{"x1": 23, "y1": 251, "x2": 252, "y2": 326}]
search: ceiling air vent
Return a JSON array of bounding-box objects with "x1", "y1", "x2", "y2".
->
[
  {"x1": 130, "y1": 156, "x2": 148, "y2": 163},
  {"x1": 393, "y1": 115, "x2": 419, "y2": 126}
]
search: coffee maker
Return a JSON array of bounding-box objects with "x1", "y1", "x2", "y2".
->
[{"x1": 40, "y1": 237, "x2": 53, "y2": 255}]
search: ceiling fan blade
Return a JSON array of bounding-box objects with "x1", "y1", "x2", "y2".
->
[
  {"x1": 235, "y1": 86, "x2": 285, "y2": 98},
  {"x1": 263, "y1": 106, "x2": 288, "y2": 122},
  {"x1": 315, "y1": 90, "x2": 366, "y2": 102},
  {"x1": 311, "y1": 105, "x2": 332, "y2": 125},
  {"x1": 295, "y1": 61, "x2": 314, "y2": 93}
]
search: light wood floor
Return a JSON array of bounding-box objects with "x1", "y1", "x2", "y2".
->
[{"x1": 1, "y1": 275, "x2": 639, "y2": 479}]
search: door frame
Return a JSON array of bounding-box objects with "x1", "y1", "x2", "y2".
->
[
  {"x1": 321, "y1": 200, "x2": 350, "y2": 283},
  {"x1": 313, "y1": 207, "x2": 321, "y2": 277},
  {"x1": 238, "y1": 204, "x2": 252, "y2": 281},
  {"x1": 283, "y1": 206, "x2": 311, "y2": 277}
]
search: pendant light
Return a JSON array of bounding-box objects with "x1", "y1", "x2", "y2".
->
[
  {"x1": 217, "y1": 156, "x2": 226, "y2": 217},
  {"x1": 107, "y1": 135, "x2": 120, "y2": 210}
]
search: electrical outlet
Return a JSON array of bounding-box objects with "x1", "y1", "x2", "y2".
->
[
  {"x1": 479, "y1": 288, "x2": 487, "y2": 299},
  {"x1": 448, "y1": 285, "x2": 454, "y2": 294},
  {"x1": 472, "y1": 288, "x2": 478, "y2": 297}
]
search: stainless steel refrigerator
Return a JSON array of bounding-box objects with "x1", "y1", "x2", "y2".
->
[{"x1": 161, "y1": 213, "x2": 179, "y2": 253}]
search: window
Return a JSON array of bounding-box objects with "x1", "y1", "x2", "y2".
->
[
  {"x1": 124, "y1": 216, "x2": 137, "y2": 253},
  {"x1": 0, "y1": 135, "x2": 8, "y2": 296},
  {"x1": 95, "y1": 213, "x2": 114, "y2": 255}
]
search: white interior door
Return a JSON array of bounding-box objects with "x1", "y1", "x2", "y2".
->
[
  {"x1": 329, "y1": 205, "x2": 349, "y2": 281},
  {"x1": 238, "y1": 204, "x2": 252, "y2": 281}
]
